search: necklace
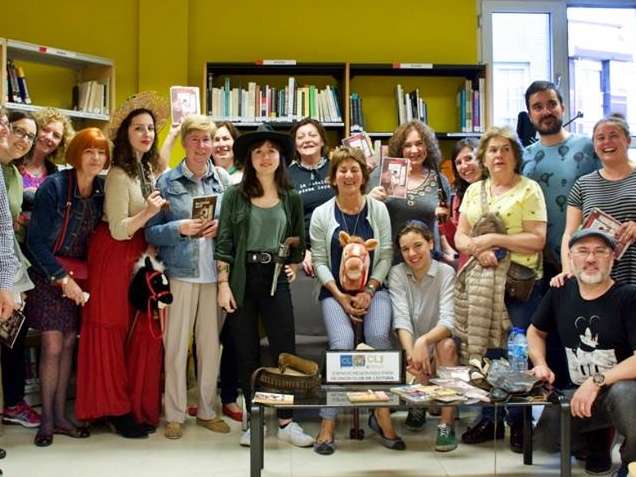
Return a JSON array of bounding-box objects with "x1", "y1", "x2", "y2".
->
[{"x1": 337, "y1": 198, "x2": 364, "y2": 237}]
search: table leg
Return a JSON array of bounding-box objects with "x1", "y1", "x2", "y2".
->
[
  {"x1": 559, "y1": 398, "x2": 572, "y2": 477},
  {"x1": 250, "y1": 404, "x2": 264, "y2": 477},
  {"x1": 523, "y1": 405, "x2": 533, "y2": 465}
]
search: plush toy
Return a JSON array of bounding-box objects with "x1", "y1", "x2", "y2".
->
[
  {"x1": 129, "y1": 254, "x2": 173, "y2": 338},
  {"x1": 338, "y1": 231, "x2": 378, "y2": 292}
]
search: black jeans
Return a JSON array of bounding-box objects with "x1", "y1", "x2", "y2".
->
[
  {"x1": 219, "y1": 319, "x2": 240, "y2": 404},
  {"x1": 1, "y1": 323, "x2": 29, "y2": 407},
  {"x1": 228, "y1": 263, "x2": 296, "y2": 420}
]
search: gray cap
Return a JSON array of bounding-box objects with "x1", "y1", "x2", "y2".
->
[{"x1": 568, "y1": 228, "x2": 617, "y2": 250}]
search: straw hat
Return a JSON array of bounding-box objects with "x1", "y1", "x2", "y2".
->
[{"x1": 107, "y1": 91, "x2": 169, "y2": 140}]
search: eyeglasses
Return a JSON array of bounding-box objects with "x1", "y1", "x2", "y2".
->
[
  {"x1": 571, "y1": 247, "x2": 612, "y2": 258},
  {"x1": 11, "y1": 125, "x2": 36, "y2": 143}
]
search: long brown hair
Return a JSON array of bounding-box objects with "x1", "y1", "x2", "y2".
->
[{"x1": 239, "y1": 139, "x2": 291, "y2": 199}]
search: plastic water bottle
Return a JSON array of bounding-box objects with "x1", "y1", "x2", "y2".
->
[{"x1": 507, "y1": 327, "x2": 528, "y2": 372}]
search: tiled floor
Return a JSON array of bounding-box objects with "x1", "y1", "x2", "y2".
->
[{"x1": 0, "y1": 408, "x2": 611, "y2": 477}]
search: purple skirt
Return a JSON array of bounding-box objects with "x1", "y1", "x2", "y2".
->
[{"x1": 24, "y1": 269, "x2": 80, "y2": 332}]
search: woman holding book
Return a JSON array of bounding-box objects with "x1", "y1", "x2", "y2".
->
[
  {"x1": 75, "y1": 91, "x2": 169, "y2": 438},
  {"x1": 368, "y1": 120, "x2": 452, "y2": 262},
  {"x1": 25, "y1": 128, "x2": 109, "y2": 447},
  {"x1": 16, "y1": 108, "x2": 74, "y2": 227},
  {"x1": 554, "y1": 114, "x2": 636, "y2": 285},
  {"x1": 216, "y1": 124, "x2": 313, "y2": 448},
  {"x1": 289, "y1": 118, "x2": 334, "y2": 277},
  {"x1": 0, "y1": 111, "x2": 41, "y2": 431},
  {"x1": 310, "y1": 147, "x2": 400, "y2": 455},
  {"x1": 146, "y1": 115, "x2": 231, "y2": 439},
  {"x1": 454, "y1": 126, "x2": 546, "y2": 451}
]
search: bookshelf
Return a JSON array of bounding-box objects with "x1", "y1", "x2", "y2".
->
[
  {"x1": 201, "y1": 62, "x2": 347, "y2": 130},
  {"x1": 1, "y1": 38, "x2": 115, "y2": 122},
  {"x1": 348, "y1": 63, "x2": 487, "y2": 140}
]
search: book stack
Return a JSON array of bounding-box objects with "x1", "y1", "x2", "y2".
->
[
  {"x1": 349, "y1": 92, "x2": 365, "y2": 129},
  {"x1": 206, "y1": 75, "x2": 342, "y2": 124},
  {"x1": 457, "y1": 78, "x2": 485, "y2": 133},
  {"x1": 395, "y1": 85, "x2": 428, "y2": 125},
  {"x1": 73, "y1": 80, "x2": 109, "y2": 115},
  {"x1": 5, "y1": 60, "x2": 32, "y2": 104}
]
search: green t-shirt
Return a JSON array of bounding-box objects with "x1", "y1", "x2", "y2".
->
[{"x1": 246, "y1": 201, "x2": 286, "y2": 252}]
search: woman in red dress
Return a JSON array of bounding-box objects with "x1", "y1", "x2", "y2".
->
[{"x1": 75, "y1": 92, "x2": 169, "y2": 437}]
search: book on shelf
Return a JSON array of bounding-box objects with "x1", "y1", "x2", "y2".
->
[
  {"x1": 15, "y1": 65, "x2": 32, "y2": 104},
  {"x1": 207, "y1": 75, "x2": 342, "y2": 124},
  {"x1": 346, "y1": 390, "x2": 390, "y2": 403},
  {"x1": 395, "y1": 84, "x2": 427, "y2": 125},
  {"x1": 170, "y1": 86, "x2": 201, "y2": 125},
  {"x1": 379, "y1": 157, "x2": 409, "y2": 199},
  {"x1": 73, "y1": 80, "x2": 109, "y2": 115},
  {"x1": 349, "y1": 92, "x2": 365, "y2": 129},
  {"x1": 6, "y1": 59, "x2": 24, "y2": 104},
  {"x1": 582, "y1": 208, "x2": 632, "y2": 260},
  {"x1": 457, "y1": 79, "x2": 485, "y2": 133},
  {"x1": 252, "y1": 392, "x2": 294, "y2": 405}
]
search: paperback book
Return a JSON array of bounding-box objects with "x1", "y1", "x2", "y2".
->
[
  {"x1": 379, "y1": 157, "x2": 408, "y2": 199},
  {"x1": 582, "y1": 208, "x2": 632, "y2": 260},
  {"x1": 170, "y1": 86, "x2": 200, "y2": 125},
  {"x1": 252, "y1": 392, "x2": 294, "y2": 405},
  {"x1": 342, "y1": 132, "x2": 374, "y2": 161},
  {"x1": 346, "y1": 390, "x2": 390, "y2": 403},
  {"x1": 192, "y1": 195, "x2": 216, "y2": 239},
  {"x1": 0, "y1": 309, "x2": 26, "y2": 349}
]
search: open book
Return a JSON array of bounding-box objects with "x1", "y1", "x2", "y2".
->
[{"x1": 582, "y1": 208, "x2": 632, "y2": 260}]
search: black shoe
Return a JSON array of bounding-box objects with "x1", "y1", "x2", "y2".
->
[
  {"x1": 510, "y1": 424, "x2": 524, "y2": 454},
  {"x1": 108, "y1": 413, "x2": 148, "y2": 439},
  {"x1": 368, "y1": 412, "x2": 406, "y2": 450},
  {"x1": 405, "y1": 408, "x2": 426, "y2": 432},
  {"x1": 585, "y1": 453, "x2": 613, "y2": 475},
  {"x1": 0, "y1": 448, "x2": 5, "y2": 459},
  {"x1": 140, "y1": 423, "x2": 156, "y2": 434},
  {"x1": 461, "y1": 418, "x2": 505, "y2": 444}
]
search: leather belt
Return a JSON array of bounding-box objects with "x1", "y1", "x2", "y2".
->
[{"x1": 246, "y1": 251, "x2": 273, "y2": 264}]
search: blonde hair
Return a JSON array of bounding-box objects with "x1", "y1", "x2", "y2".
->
[
  {"x1": 476, "y1": 126, "x2": 524, "y2": 175},
  {"x1": 32, "y1": 108, "x2": 75, "y2": 164},
  {"x1": 180, "y1": 114, "x2": 216, "y2": 145}
]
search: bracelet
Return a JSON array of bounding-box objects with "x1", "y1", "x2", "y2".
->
[{"x1": 217, "y1": 279, "x2": 229, "y2": 284}]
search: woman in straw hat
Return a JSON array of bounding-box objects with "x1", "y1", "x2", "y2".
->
[{"x1": 75, "y1": 91, "x2": 168, "y2": 438}]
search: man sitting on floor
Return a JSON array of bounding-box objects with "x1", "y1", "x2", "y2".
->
[{"x1": 527, "y1": 229, "x2": 636, "y2": 477}]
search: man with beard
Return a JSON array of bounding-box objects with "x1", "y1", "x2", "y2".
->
[
  {"x1": 527, "y1": 229, "x2": 636, "y2": 477},
  {"x1": 521, "y1": 81, "x2": 599, "y2": 279}
]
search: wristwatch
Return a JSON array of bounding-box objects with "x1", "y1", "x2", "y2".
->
[
  {"x1": 592, "y1": 373, "x2": 606, "y2": 387},
  {"x1": 364, "y1": 283, "x2": 376, "y2": 297}
]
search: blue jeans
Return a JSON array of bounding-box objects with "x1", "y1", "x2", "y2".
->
[{"x1": 481, "y1": 283, "x2": 545, "y2": 426}]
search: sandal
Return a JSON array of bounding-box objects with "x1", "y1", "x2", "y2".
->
[
  {"x1": 54, "y1": 426, "x2": 90, "y2": 439},
  {"x1": 34, "y1": 431, "x2": 54, "y2": 447}
]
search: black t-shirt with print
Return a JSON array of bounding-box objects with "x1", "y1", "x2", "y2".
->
[{"x1": 532, "y1": 278, "x2": 636, "y2": 386}]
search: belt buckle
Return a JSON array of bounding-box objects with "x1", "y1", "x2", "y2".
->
[{"x1": 261, "y1": 252, "x2": 272, "y2": 264}]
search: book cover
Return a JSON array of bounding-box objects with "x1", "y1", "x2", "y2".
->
[
  {"x1": 0, "y1": 310, "x2": 26, "y2": 349},
  {"x1": 192, "y1": 194, "x2": 216, "y2": 222},
  {"x1": 346, "y1": 390, "x2": 390, "y2": 403},
  {"x1": 379, "y1": 157, "x2": 408, "y2": 199},
  {"x1": 582, "y1": 208, "x2": 632, "y2": 260},
  {"x1": 171, "y1": 86, "x2": 200, "y2": 125},
  {"x1": 342, "y1": 132, "x2": 374, "y2": 161},
  {"x1": 252, "y1": 392, "x2": 294, "y2": 405},
  {"x1": 16, "y1": 66, "x2": 32, "y2": 104}
]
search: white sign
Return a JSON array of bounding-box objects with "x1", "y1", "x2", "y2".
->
[{"x1": 325, "y1": 351, "x2": 403, "y2": 384}]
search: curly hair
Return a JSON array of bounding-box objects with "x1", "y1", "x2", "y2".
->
[
  {"x1": 32, "y1": 108, "x2": 75, "y2": 165},
  {"x1": 112, "y1": 109, "x2": 161, "y2": 182},
  {"x1": 388, "y1": 120, "x2": 442, "y2": 169},
  {"x1": 450, "y1": 138, "x2": 480, "y2": 199},
  {"x1": 327, "y1": 146, "x2": 369, "y2": 195},
  {"x1": 476, "y1": 127, "x2": 524, "y2": 176}
]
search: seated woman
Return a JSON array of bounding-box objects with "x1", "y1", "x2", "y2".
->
[
  {"x1": 555, "y1": 114, "x2": 636, "y2": 286},
  {"x1": 310, "y1": 146, "x2": 399, "y2": 456},
  {"x1": 145, "y1": 115, "x2": 231, "y2": 439},
  {"x1": 454, "y1": 127, "x2": 547, "y2": 452},
  {"x1": 216, "y1": 124, "x2": 312, "y2": 448},
  {"x1": 389, "y1": 220, "x2": 458, "y2": 451},
  {"x1": 25, "y1": 128, "x2": 109, "y2": 447}
]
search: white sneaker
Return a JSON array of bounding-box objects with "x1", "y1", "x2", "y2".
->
[
  {"x1": 277, "y1": 421, "x2": 314, "y2": 447},
  {"x1": 240, "y1": 425, "x2": 267, "y2": 447}
]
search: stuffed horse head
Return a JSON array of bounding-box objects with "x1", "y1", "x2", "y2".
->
[
  {"x1": 338, "y1": 231, "x2": 378, "y2": 292},
  {"x1": 129, "y1": 254, "x2": 173, "y2": 314}
]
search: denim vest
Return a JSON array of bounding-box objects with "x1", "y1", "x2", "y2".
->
[
  {"x1": 26, "y1": 169, "x2": 105, "y2": 281},
  {"x1": 145, "y1": 159, "x2": 230, "y2": 279}
]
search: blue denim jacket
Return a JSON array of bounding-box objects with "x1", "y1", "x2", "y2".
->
[
  {"x1": 145, "y1": 159, "x2": 230, "y2": 279},
  {"x1": 26, "y1": 169, "x2": 105, "y2": 281}
]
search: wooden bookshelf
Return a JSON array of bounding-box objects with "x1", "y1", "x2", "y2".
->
[{"x1": 1, "y1": 37, "x2": 115, "y2": 121}]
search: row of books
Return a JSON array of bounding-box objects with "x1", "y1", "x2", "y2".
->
[
  {"x1": 349, "y1": 92, "x2": 365, "y2": 129},
  {"x1": 206, "y1": 75, "x2": 343, "y2": 123},
  {"x1": 72, "y1": 80, "x2": 110, "y2": 115},
  {"x1": 5, "y1": 59, "x2": 32, "y2": 104},
  {"x1": 457, "y1": 78, "x2": 486, "y2": 133},
  {"x1": 395, "y1": 84, "x2": 428, "y2": 125}
]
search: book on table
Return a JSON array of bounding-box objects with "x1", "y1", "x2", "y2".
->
[
  {"x1": 170, "y1": 86, "x2": 200, "y2": 125},
  {"x1": 582, "y1": 208, "x2": 632, "y2": 260},
  {"x1": 390, "y1": 384, "x2": 465, "y2": 403},
  {"x1": 346, "y1": 390, "x2": 390, "y2": 403},
  {"x1": 253, "y1": 392, "x2": 294, "y2": 405}
]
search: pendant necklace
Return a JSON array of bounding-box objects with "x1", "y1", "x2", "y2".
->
[{"x1": 338, "y1": 198, "x2": 363, "y2": 237}]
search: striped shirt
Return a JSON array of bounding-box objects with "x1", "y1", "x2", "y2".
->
[
  {"x1": 0, "y1": 171, "x2": 19, "y2": 289},
  {"x1": 568, "y1": 169, "x2": 636, "y2": 285}
]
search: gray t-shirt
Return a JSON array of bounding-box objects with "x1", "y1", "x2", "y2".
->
[{"x1": 246, "y1": 201, "x2": 287, "y2": 252}]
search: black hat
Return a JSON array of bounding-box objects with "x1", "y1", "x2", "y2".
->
[
  {"x1": 568, "y1": 228, "x2": 617, "y2": 251},
  {"x1": 232, "y1": 123, "x2": 293, "y2": 166}
]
